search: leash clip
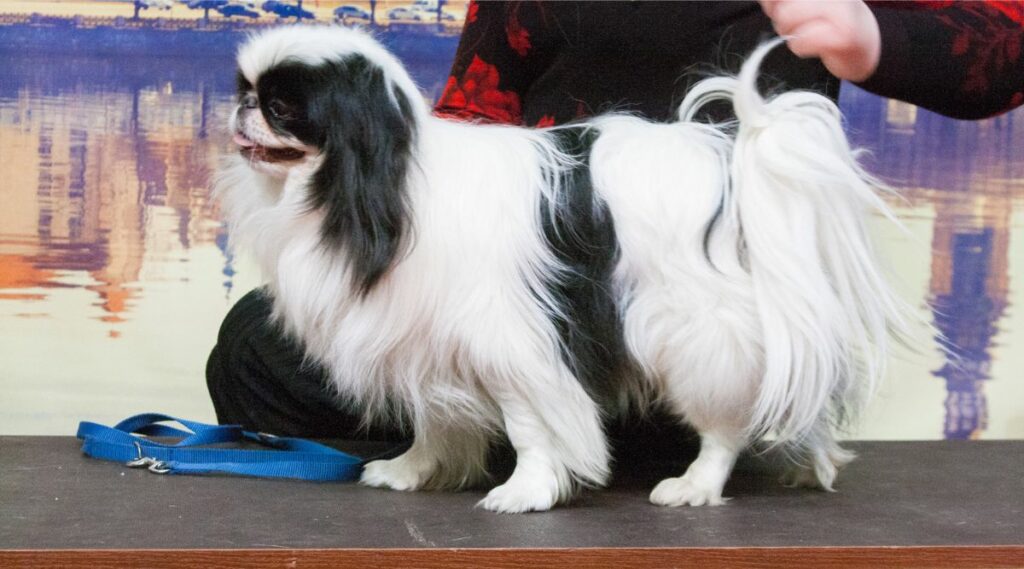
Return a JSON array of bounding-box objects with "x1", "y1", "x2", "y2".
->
[
  {"x1": 257, "y1": 431, "x2": 287, "y2": 449},
  {"x1": 125, "y1": 441, "x2": 172, "y2": 474}
]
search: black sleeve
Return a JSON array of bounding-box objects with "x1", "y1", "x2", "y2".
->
[
  {"x1": 433, "y1": 1, "x2": 562, "y2": 124},
  {"x1": 858, "y1": 2, "x2": 1024, "y2": 120}
]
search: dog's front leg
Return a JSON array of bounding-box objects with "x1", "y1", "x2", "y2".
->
[
  {"x1": 360, "y1": 431, "x2": 440, "y2": 492},
  {"x1": 478, "y1": 379, "x2": 609, "y2": 514},
  {"x1": 360, "y1": 418, "x2": 490, "y2": 492}
]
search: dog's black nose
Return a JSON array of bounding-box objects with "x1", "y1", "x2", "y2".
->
[{"x1": 241, "y1": 94, "x2": 258, "y2": 109}]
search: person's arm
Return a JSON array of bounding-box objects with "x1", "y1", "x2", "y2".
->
[
  {"x1": 858, "y1": 2, "x2": 1024, "y2": 120},
  {"x1": 433, "y1": 1, "x2": 560, "y2": 125},
  {"x1": 761, "y1": 0, "x2": 1024, "y2": 120}
]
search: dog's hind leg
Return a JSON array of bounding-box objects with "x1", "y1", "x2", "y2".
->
[
  {"x1": 780, "y1": 413, "x2": 856, "y2": 491},
  {"x1": 636, "y1": 295, "x2": 760, "y2": 507},
  {"x1": 649, "y1": 429, "x2": 746, "y2": 507}
]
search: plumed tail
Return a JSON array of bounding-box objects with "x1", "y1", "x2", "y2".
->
[{"x1": 686, "y1": 40, "x2": 914, "y2": 444}]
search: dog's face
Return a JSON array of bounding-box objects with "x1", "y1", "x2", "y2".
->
[
  {"x1": 229, "y1": 26, "x2": 422, "y2": 292},
  {"x1": 230, "y1": 26, "x2": 422, "y2": 179},
  {"x1": 233, "y1": 61, "x2": 319, "y2": 176},
  {"x1": 232, "y1": 63, "x2": 318, "y2": 178}
]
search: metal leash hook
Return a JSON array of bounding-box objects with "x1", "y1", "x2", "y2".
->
[
  {"x1": 257, "y1": 431, "x2": 287, "y2": 449},
  {"x1": 125, "y1": 440, "x2": 171, "y2": 474}
]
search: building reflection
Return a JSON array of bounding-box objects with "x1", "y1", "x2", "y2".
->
[
  {"x1": 0, "y1": 49, "x2": 454, "y2": 334},
  {"x1": 0, "y1": 56, "x2": 232, "y2": 335},
  {"x1": 843, "y1": 88, "x2": 1023, "y2": 439}
]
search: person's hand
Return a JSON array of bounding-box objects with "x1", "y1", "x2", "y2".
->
[{"x1": 759, "y1": 0, "x2": 882, "y2": 82}]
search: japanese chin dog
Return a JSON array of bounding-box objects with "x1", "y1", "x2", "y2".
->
[{"x1": 217, "y1": 26, "x2": 910, "y2": 513}]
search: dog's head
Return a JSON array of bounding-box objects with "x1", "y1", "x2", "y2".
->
[{"x1": 230, "y1": 26, "x2": 423, "y2": 291}]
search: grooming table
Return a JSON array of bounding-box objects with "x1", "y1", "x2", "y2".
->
[{"x1": 1, "y1": 437, "x2": 1021, "y2": 568}]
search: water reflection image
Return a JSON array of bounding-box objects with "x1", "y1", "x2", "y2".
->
[
  {"x1": 0, "y1": 23, "x2": 459, "y2": 434},
  {"x1": 843, "y1": 91, "x2": 1024, "y2": 440},
  {"x1": 1, "y1": 29, "x2": 1021, "y2": 438}
]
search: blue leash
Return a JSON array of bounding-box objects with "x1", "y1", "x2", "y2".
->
[{"x1": 77, "y1": 413, "x2": 365, "y2": 482}]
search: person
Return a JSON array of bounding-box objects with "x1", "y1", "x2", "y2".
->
[
  {"x1": 434, "y1": 1, "x2": 1024, "y2": 125},
  {"x1": 206, "y1": 1, "x2": 1024, "y2": 452}
]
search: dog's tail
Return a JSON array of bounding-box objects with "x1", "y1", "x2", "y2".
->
[{"x1": 680, "y1": 40, "x2": 913, "y2": 446}]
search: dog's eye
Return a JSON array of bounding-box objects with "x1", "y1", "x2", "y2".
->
[{"x1": 267, "y1": 99, "x2": 295, "y2": 120}]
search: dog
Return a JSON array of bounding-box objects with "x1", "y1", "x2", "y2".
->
[{"x1": 216, "y1": 25, "x2": 910, "y2": 513}]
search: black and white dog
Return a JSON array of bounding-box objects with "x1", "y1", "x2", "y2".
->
[{"x1": 217, "y1": 26, "x2": 908, "y2": 513}]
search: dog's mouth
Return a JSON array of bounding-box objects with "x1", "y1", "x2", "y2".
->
[{"x1": 234, "y1": 132, "x2": 307, "y2": 163}]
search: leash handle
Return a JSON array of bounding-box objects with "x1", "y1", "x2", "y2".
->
[{"x1": 77, "y1": 414, "x2": 365, "y2": 482}]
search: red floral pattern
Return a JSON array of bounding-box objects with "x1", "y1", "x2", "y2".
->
[
  {"x1": 988, "y1": 1, "x2": 1024, "y2": 26},
  {"x1": 466, "y1": 1, "x2": 478, "y2": 24},
  {"x1": 878, "y1": 1, "x2": 1024, "y2": 116},
  {"x1": 506, "y1": 10, "x2": 531, "y2": 57},
  {"x1": 909, "y1": 1, "x2": 955, "y2": 9},
  {"x1": 535, "y1": 115, "x2": 555, "y2": 128},
  {"x1": 930, "y1": 3, "x2": 1023, "y2": 95},
  {"x1": 435, "y1": 55, "x2": 522, "y2": 123}
]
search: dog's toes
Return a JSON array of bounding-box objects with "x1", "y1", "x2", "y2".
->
[
  {"x1": 360, "y1": 457, "x2": 429, "y2": 491},
  {"x1": 780, "y1": 463, "x2": 840, "y2": 492},
  {"x1": 649, "y1": 476, "x2": 727, "y2": 507},
  {"x1": 780, "y1": 466, "x2": 822, "y2": 489},
  {"x1": 477, "y1": 475, "x2": 560, "y2": 513}
]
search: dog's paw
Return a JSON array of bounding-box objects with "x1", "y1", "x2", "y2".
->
[
  {"x1": 780, "y1": 465, "x2": 825, "y2": 490},
  {"x1": 649, "y1": 475, "x2": 728, "y2": 507},
  {"x1": 477, "y1": 474, "x2": 560, "y2": 513},
  {"x1": 360, "y1": 456, "x2": 432, "y2": 491},
  {"x1": 780, "y1": 461, "x2": 843, "y2": 492}
]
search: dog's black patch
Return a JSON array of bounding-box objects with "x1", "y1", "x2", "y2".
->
[
  {"x1": 254, "y1": 56, "x2": 415, "y2": 295},
  {"x1": 236, "y1": 71, "x2": 253, "y2": 95},
  {"x1": 702, "y1": 199, "x2": 726, "y2": 269},
  {"x1": 541, "y1": 126, "x2": 634, "y2": 411}
]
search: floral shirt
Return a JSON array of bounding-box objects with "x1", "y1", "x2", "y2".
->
[{"x1": 435, "y1": 1, "x2": 1024, "y2": 125}]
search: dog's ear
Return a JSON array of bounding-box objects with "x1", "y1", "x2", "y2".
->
[{"x1": 308, "y1": 55, "x2": 416, "y2": 295}]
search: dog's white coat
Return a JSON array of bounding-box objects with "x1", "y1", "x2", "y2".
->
[{"x1": 218, "y1": 26, "x2": 909, "y2": 512}]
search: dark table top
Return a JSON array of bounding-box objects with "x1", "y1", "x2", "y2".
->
[{"x1": 1, "y1": 436, "x2": 1022, "y2": 550}]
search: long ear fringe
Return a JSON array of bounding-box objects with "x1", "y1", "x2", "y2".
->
[
  {"x1": 310, "y1": 58, "x2": 417, "y2": 296},
  {"x1": 683, "y1": 40, "x2": 919, "y2": 447}
]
